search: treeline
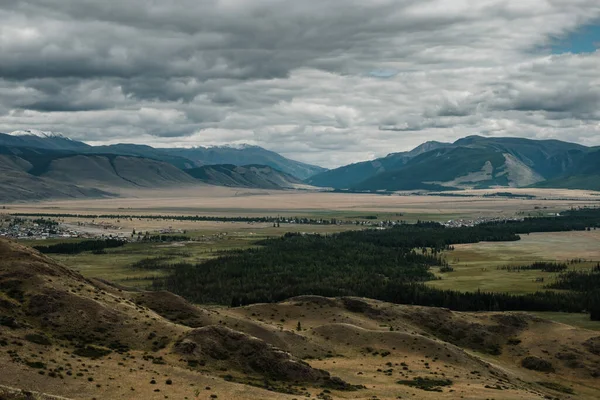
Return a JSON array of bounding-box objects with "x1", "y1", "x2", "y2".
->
[
  {"x1": 154, "y1": 232, "x2": 446, "y2": 305},
  {"x1": 547, "y1": 264, "x2": 600, "y2": 292},
  {"x1": 154, "y1": 207, "x2": 600, "y2": 314},
  {"x1": 141, "y1": 234, "x2": 191, "y2": 242},
  {"x1": 31, "y1": 218, "x2": 58, "y2": 227},
  {"x1": 477, "y1": 208, "x2": 600, "y2": 235},
  {"x1": 34, "y1": 239, "x2": 125, "y2": 255},
  {"x1": 10, "y1": 212, "x2": 394, "y2": 226},
  {"x1": 337, "y1": 222, "x2": 520, "y2": 252},
  {"x1": 131, "y1": 257, "x2": 175, "y2": 270},
  {"x1": 497, "y1": 262, "x2": 568, "y2": 272}
]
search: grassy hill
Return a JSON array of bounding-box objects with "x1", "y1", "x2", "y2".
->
[{"x1": 2, "y1": 238, "x2": 600, "y2": 399}]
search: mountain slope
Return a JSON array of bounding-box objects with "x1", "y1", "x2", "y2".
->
[
  {"x1": 307, "y1": 141, "x2": 449, "y2": 188},
  {"x1": 39, "y1": 154, "x2": 198, "y2": 189},
  {"x1": 89, "y1": 144, "x2": 198, "y2": 170},
  {"x1": 309, "y1": 136, "x2": 597, "y2": 191},
  {"x1": 0, "y1": 146, "x2": 198, "y2": 201},
  {"x1": 166, "y1": 145, "x2": 326, "y2": 180},
  {"x1": 185, "y1": 164, "x2": 306, "y2": 189},
  {"x1": 0, "y1": 130, "x2": 91, "y2": 151},
  {"x1": 533, "y1": 148, "x2": 600, "y2": 190}
]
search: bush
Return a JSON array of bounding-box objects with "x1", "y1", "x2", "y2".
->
[
  {"x1": 397, "y1": 377, "x2": 453, "y2": 392},
  {"x1": 521, "y1": 356, "x2": 554, "y2": 372},
  {"x1": 24, "y1": 333, "x2": 51, "y2": 346}
]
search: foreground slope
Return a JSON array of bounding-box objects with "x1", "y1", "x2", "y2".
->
[{"x1": 1, "y1": 238, "x2": 600, "y2": 399}]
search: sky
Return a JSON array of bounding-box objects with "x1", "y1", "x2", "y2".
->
[{"x1": 0, "y1": 0, "x2": 599, "y2": 168}]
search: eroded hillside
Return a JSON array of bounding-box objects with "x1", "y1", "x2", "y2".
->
[{"x1": 1, "y1": 238, "x2": 599, "y2": 399}]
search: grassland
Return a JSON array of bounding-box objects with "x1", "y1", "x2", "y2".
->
[
  {"x1": 5, "y1": 186, "x2": 599, "y2": 223},
  {"x1": 429, "y1": 230, "x2": 600, "y2": 294}
]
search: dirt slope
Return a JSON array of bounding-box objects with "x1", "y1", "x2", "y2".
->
[{"x1": 1, "y1": 239, "x2": 600, "y2": 399}]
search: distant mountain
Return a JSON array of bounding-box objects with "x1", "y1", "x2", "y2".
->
[
  {"x1": 0, "y1": 146, "x2": 198, "y2": 201},
  {"x1": 0, "y1": 130, "x2": 91, "y2": 151},
  {"x1": 533, "y1": 148, "x2": 600, "y2": 191},
  {"x1": 308, "y1": 136, "x2": 598, "y2": 191},
  {"x1": 0, "y1": 130, "x2": 326, "y2": 180},
  {"x1": 90, "y1": 144, "x2": 198, "y2": 170},
  {"x1": 185, "y1": 164, "x2": 307, "y2": 189},
  {"x1": 0, "y1": 142, "x2": 317, "y2": 201},
  {"x1": 307, "y1": 141, "x2": 449, "y2": 188},
  {"x1": 165, "y1": 145, "x2": 326, "y2": 180}
]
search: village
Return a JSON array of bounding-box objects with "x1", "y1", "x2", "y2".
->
[{"x1": 0, "y1": 215, "x2": 121, "y2": 241}]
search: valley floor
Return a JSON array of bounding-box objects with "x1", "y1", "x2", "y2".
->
[{"x1": 5, "y1": 187, "x2": 600, "y2": 222}]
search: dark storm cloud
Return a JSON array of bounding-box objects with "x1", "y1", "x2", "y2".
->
[{"x1": 0, "y1": 0, "x2": 599, "y2": 167}]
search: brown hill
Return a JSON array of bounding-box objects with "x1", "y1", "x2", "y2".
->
[
  {"x1": 1, "y1": 238, "x2": 600, "y2": 399},
  {"x1": 0, "y1": 151, "x2": 199, "y2": 202}
]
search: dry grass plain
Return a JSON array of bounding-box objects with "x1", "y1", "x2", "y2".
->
[{"x1": 5, "y1": 186, "x2": 600, "y2": 222}]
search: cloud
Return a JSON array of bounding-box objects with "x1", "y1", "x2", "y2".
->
[{"x1": 0, "y1": 0, "x2": 599, "y2": 167}]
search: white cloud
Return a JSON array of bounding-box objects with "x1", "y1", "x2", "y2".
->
[{"x1": 0, "y1": 0, "x2": 599, "y2": 167}]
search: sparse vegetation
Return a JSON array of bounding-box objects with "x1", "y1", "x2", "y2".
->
[
  {"x1": 397, "y1": 377, "x2": 453, "y2": 392},
  {"x1": 521, "y1": 356, "x2": 555, "y2": 372},
  {"x1": 537, "y1": 381, "x2": 575, "y2": 394},
  {"x1": 73, "y1": 345, "x2": 112, "y2": 359}
]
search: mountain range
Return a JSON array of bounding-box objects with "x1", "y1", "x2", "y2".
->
[
  {"x1": 0, "y1": 130, "x2": 325, "y2": 180},
  {"x1": 0, "y1": 130, "x2": 326, "y2": 201},
  {"x1": 308, "y1": 135, "x2": 600, "y2": 191},
  {"x1": 0, "y1": 130, "x2": 599, "y2": 202}
]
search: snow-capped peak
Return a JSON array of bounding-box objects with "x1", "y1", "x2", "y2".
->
[
  {"x1": 9, "y1": 129, "x2": 69, "y2": 140},
  {"x1": 212, "y1": 143, "x2": 258, "y2": 150}
]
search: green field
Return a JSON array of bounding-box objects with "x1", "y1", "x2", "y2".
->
[
  {"x1": 429, "y1": 230, "x2": 600, "y2": 294},
  {"x1": 24, "y1": 236, "x2": 259, "y2": 288}
]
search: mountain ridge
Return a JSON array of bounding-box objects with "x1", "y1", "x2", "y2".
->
[
  {"x1": 308, "y1": 136, "x2": 599, "y2": 191},
  {"x1": 0, "y1": 131, "x2": 326, "y2": 180},
  {"x1": 184, "y1": 164, "x2": 308, "y2": 189}
]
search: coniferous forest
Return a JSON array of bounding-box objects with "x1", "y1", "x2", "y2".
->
[
  {"x1": 153, "y1": 207, "x2": 600, "y2": 315},
  {"x1": 34, "y1": 238, "x2": 125, "y2": 255}
]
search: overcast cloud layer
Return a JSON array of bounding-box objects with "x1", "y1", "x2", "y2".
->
[{"x1": 1, "y1": 0, "x2": 599, "y2": 167}]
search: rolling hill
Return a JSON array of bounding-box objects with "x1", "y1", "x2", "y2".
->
[
  {"x1": 2, "y1": 238, "x2": 600, "y2": 399},
  {"x1": 184, "y1": 164, "x2": 307, "y2": 189},
  {"x1": 308, "y1": 136, "x2": 598, "y2": 191}
]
